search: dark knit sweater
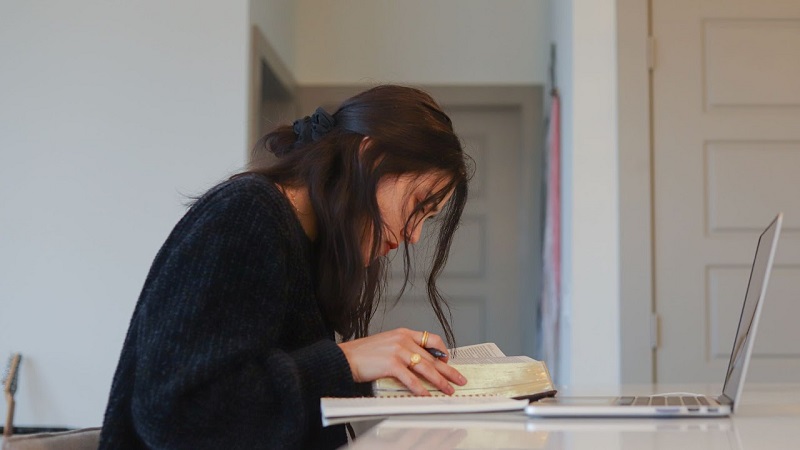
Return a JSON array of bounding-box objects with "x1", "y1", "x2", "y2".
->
[{"x1": 99, "y1": 174, "x2": 370, "y2": 449}]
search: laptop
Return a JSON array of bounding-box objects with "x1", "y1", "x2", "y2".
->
[{"x1": 525, "y1": 212, "x2": 783, "y2": 418}]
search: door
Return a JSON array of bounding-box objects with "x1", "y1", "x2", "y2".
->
[
  {"x1": 652, "y1": 0, "x2": 800, "y2": 382},
  {"x1": 296, "y1": 87, "x2": 541, "y2": 356}
]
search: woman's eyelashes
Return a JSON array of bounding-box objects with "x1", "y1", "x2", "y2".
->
[{"x1": 414, "y1": 202, "x2": 430, "y2": 222}]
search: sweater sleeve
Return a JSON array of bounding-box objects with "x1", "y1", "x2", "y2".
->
[{"x1": 128, "y1": 181, "x2": 359, "y2": 449}]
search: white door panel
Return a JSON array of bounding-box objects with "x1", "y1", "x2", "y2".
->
[{"x1": 653, "y1": 0, "x2": 800, "y2": 382}]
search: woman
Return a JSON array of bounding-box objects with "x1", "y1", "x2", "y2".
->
[{"x1": 99, "y1": 85, "x2": 471, "y2": 449}]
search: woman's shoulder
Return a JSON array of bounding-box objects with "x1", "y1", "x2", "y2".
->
[
  {"x1": 203, "y1": 172, "x2": 278, "y2": 201},
  {"x1": 185, "y1": 173, "x2": 293, "y2": 231},
  {"x1": 195, "y1": 173, "x2": 282, "y2": 210}
]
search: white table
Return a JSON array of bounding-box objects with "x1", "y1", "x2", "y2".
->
[{"x1": 343, "y1": 384, "x2": 800, "y2": 449}]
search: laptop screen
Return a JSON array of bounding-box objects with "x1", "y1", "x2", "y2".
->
[{"x1": 721, "y1": 213, "x2": 782, "y2": 403}]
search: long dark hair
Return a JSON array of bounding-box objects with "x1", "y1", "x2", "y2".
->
[{"x1": 241, "y1": 85, "x2": 469, "y2": 346}]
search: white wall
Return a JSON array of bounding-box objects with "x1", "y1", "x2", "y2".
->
[
  {"x1": 0, "y1": 0, "x2": 250, "y2": 428},
  {"x1": 549, "y1": 0, "x2": 621, "y2": 388},
  {"x1": 250, "y1": 0, "x2": 295, "y2": 73},
  {"x1": 295, "y1": 0, "x2": 550, "y2": 85},
  {"x1": 0, "y1": 0, "x2": 620, "y2": 428}
]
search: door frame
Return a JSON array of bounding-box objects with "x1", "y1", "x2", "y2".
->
[
  {"x1": 617, "y1": 0, "x2": 656, "y2": 383},
  {"x1": 295, "y1": 85, "x2": 544, "y2": 356},
  {"x1": 248, "y1": 25, "x2": 297, "y2": 155}
]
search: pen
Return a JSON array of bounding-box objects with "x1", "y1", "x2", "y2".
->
[{"x1": 425, "y1": 348, "x2": 447, "y2": 360}]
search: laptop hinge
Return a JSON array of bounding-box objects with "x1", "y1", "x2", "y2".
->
[{"x1": 717, "y1": 394, "x2": 734, "y2": 405}]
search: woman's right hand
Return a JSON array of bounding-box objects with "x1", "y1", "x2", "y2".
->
[{"x1": 337, "y1": 328, "x2": 467, "y2": 396}]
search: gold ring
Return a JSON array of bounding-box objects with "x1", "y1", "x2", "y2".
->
[
  {"x1": 420, "y1": 330, "x2": 429, "y2": 348},
  {"x1": 409, "y1": 353, "x2": 422, "y2": 367}
]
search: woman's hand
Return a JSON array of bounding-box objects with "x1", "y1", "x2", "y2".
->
[{"x1": 337, "y1": 328, "x2": 467, "y2": 396}]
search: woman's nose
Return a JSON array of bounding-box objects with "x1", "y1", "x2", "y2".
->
[{"x1": 407, "y1": 221, "x2": 424, "y2": 245}]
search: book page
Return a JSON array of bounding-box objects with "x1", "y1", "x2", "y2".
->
[
  {"x1": 450, "y1": 342, "x2": 505, "y2": 359},
  {"x1": 450, "y1": 356, "x2": 535, "y2": 365}
]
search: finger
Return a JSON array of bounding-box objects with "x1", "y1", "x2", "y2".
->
[
  {"x1": 421, "y1": 332, "x2": 450, "y2": 361},
  {"x1": 402, "y1": 328, "x2": 450, "y2": 361},
  {"x1": 410, "y1": 359, "x2": 456, "y2": 395},
  {"x1": 394, "y1": 349, "x2": 434, "y2": 395},
  {"x1": 393, "y1": 365, "x2": 431, "y2": 396},
  {"x1": 431, "y1": 358, "x2": 468, "y2": 386},
  {"x1": 407, "y1": 328, "x2": 433, "y2": 346}
]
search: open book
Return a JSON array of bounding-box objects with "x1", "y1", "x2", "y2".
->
[
  {"x1": 373, "y1": 343, "x2": 557, "y2": 401},
  {"x1": 320, "y1": 343, "x2": 555, "y2": 424}
]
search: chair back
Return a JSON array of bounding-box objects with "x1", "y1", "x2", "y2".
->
[{"x1": 2, "y1": 428, "x2": 101, "y2": 450}]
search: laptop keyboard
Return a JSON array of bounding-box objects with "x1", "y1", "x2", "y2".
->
[{"x1": 615, "y1": 396, "x2": 717, "y2": 407}]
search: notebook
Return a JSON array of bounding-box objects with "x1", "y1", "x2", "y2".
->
[
  {"x1": 320, "y1": 396, "x2": 529, "y2": 426},
  {"x1": 525, "y1": 212, "x2": 783, "y2": 418}
]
